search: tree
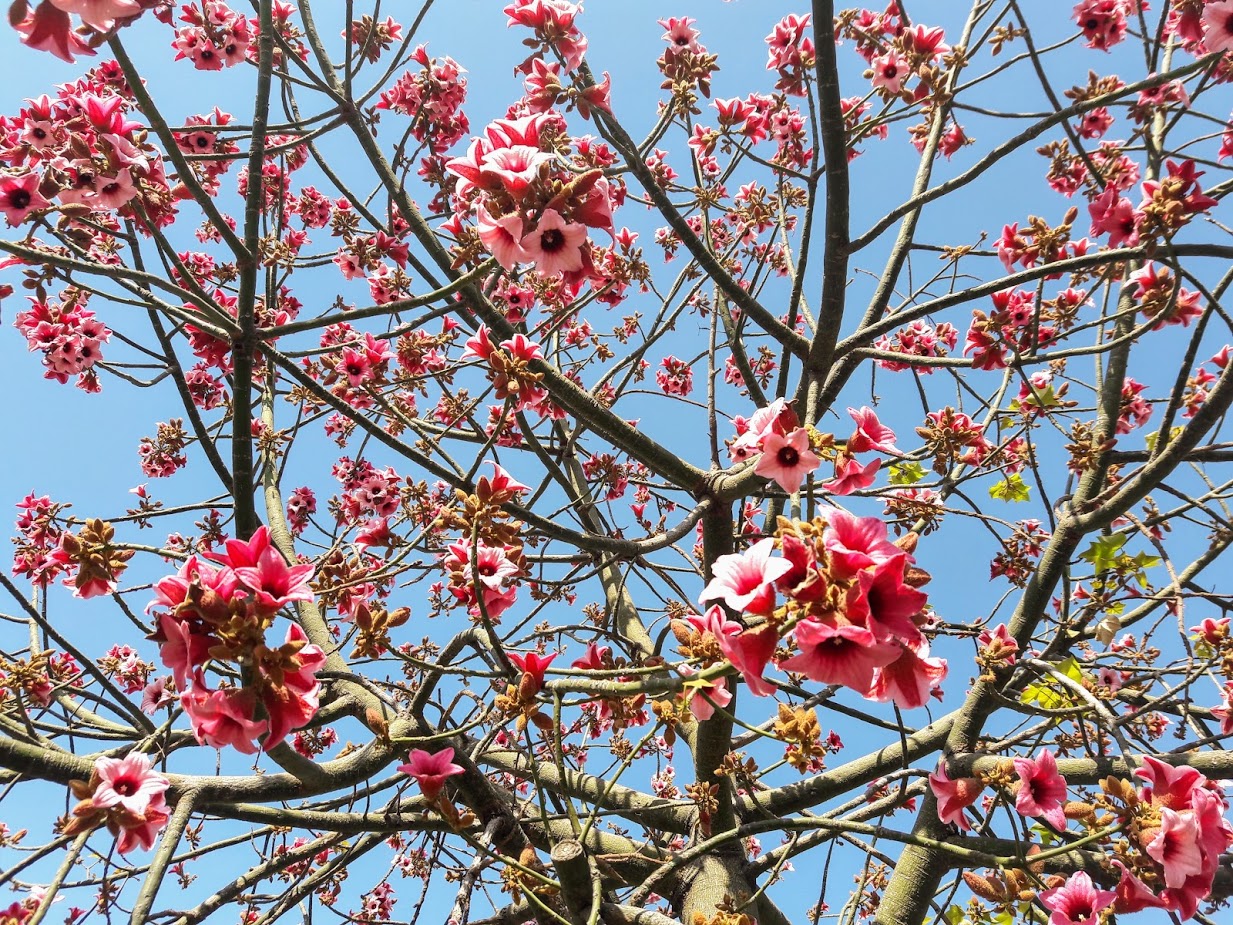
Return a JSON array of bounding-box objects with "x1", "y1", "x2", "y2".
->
[{"x1": 2, "y1": 1, "x2": 1233, "y2": 924}]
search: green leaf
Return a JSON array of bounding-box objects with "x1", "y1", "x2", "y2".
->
[
  {"x1": 989, "y1": 473, "x2": 1030, "y2": 502},
  {"x1": 1079, "y1": 534, "x2": 1127, "y2": 574},
  {"x1": 1020, "y1": 657, "x2": 1085, "y2": 709},
  {"x1": 889, "y1": 461, "x2": 925, "y2": 485}
]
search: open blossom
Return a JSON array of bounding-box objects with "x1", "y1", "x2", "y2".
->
[
  {"x1": 519, "y1": 208, "x2": 587, "y2": 276},
  {"x1": 754, "y1": 427, "x2": 821, "y2": 493},
  {"x1": 65, "y1": 753, "x2": 171, "y2": 854},
  {"x1": 1039, "y1": 871, "x2": 1116, "y2": 925},
  {"x1": 0, "y1": 173, "x2": 52, "y2": 225},
  {"x1": 699, "y1": 537, "x2": 791, "y2": 616},
  {"x1": 91, "y1": 752, "x2": 170, "y2": 817},
  {"x1": 1012, "y1": 749, "x2": 1068, "y2": 830}
]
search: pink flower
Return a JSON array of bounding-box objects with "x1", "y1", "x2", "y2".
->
[
  {"x1": 780, "y1": 620, "x2": 899, "y2": 692},
  {"x1": 480, "y1": 145, "x2": 553, "y2": 199},
  {"x1": 754, "y1": 427, "x2": 821, "y2": 493},
  {"x1": 91, "y1": 753, "x2": 170, "y2": 817},
  {"x1": 1039, "y1": 872, "x2": 1116, "y2": 925},
  {"x1": 181, "y1": 679, "x2": 268, "y2": 754},
  {"x1": 870, "y1": 51, "x2": 909, "y2": 94},
  {"x1": 1148, "y1": 808, "x2": 1206, "y2": 888},
  {"x1": 1012, "y1": 749, "x2": 1068, "y2": 830},
  {"x1": 0, "y1": 174, "x2": 52, "y2": 226},
  {"x1": 519, "y1": 209, "x2": 587, "y2": 276},
  {"x1": 115, "y1": 796, "x2": 170, "y2": 854},
  {"x1": 14, "y1": 2, "x2": 95, "y2": 62},
  {"x1": 846, "y1": 406, "x2": 898, "y2": 455},
  {"x1": 49, "y1": 0, "x2": 142, "y2": 30},
  {"x1": 869, "y1": 640, "x2": 947, "y2": 709},
  {"x1": 679, "y1": 665, "x2": 732, "y2": 721},
  {"x1": 821, "y1": 508, "x2": 903, "y2": 580},
  {"x1": 699, "y1": 538, "x2": 791, "y2": 616},
  {"x1": 720, "y1": 624, "x2": 778, "y2": 697},
  {"x1": 928, "y1": 762, "x2": 983, "y2": 831},
  {"x1": 477, "y1": 210, "x2": 530, "y2": 270},
  {"x1": 850, "y1": 557, "x2": 926, "y2": 645},
  {"x1": 158, "y1": 614, "x2": 213, "y2": 690},
  {"x1": 508, "y1": 651, "x2": 556, "y2": 693},
  {"x1": 232, "y1": 543, "x2": 315, "y2": 615},
  {"x1": 821, "y1": 455, "x2": 880, "y2": 496},
  {"x1": 398, "y1": 747, "x2": 466, "y2": 800},
  {"x1": 1203, "y1": 0, "x2": 1233, "y2": 53}
]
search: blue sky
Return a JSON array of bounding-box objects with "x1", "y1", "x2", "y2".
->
[{"x1": 0, "y1": 3, "x2": 1230, "y2": 924}]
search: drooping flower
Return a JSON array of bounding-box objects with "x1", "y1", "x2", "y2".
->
[
  {"x1": 780, "y1": 619, "x2": 899, "y2": 691},
  {"x1": 821, "y1": 455, "x2": 880, "y2": 496},
  {"x1": 928, "y1": 762, "x2": 983, "y2": 831},
  {"x1": 846, "y1": 406, "x2": 898, "y2": 455}
]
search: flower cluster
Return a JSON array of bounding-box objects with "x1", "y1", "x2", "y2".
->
[
  {"x1": 63, "y1": 753, "x2": 170, "y2": 854},
  {"x1": 0, "y1": 69, "x2": 173, "y2": 230},
  {"x1": 934, "y1": 751, "x2": 1233, "y2": 919},
  {"x1": 437, "y1": 465, "x2": 530, "y2": 623},
  {"x1": 730, "y1": 398, "x2": 821, "y2": 494},
  {"x1": 148, "y1": 526, "x2": 324, "y2": 754},
  {"x1": 691, "y1": 509, "x2": 943, "y2": 710},
  {"x1": 171, "y1": 1, "x2": 252, "y2": 70},
  {"x1": 1088, "y1": 159, "x2": 1218, "y2": 251},
  {"x1": 445, "y1": 112, "x2": 617, "y2": 284},
  {"x1": 376, "y1": 45, "x2": 469, "y2": 155},
  {"x1": 873, "y1": 319, "x2": 958, "y2": 373},
  {"x1": 13, "y1": 290, "x2": 111, "y2": 391}
]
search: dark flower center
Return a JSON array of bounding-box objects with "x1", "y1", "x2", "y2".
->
[
  {"x1": 7, "y1": 190, "x2": 31, "y2": 209},
  {"x1": 540, "y1": 228, "x2": 565, "y2": 252},
  {"x1": 113, "y1": 778, "x2": 137, "y2": 796},
  {"x1": 777, "y1": 446, "x2": 800, "y2": 467}
]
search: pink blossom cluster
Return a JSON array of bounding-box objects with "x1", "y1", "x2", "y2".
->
[
  {"x1": 441, "y1": 538, "x2": 521, "y2": 622},
  {"x1": 504, "y1": 0, "x2": 587, "y2": 72},
  {"x1": 0, "y1": 74, "x2": 172, "y2": 230},
  {"x1": 148, "y1": 526, "x2": 324, "y2": 753},
  {"x1": 694, "y1": 508, "x2": 944, "y2": 710},
  {"x1": 730, "y1": 398, "x2": 821, "y2": 494},
  {"x1": 445, "y1": 113, "x2": 617, "y2": 285},
  {"x1": 66, "y1": 752, "x2": 170, "y2": 854},
  {"x1": 837, "y1": 8, "x2": 964, "y2": 158},
  {"x1": 376, "y1": 45, "x2": 470, "y2": 155},
  {"x1": 11, "y1": 493, "x2": 70, "y2": 587},
  {"x1": 171, "y1": 1, "x2": 252, "y2": 70},
  {"x1": 332, "y1": 457, "x2": 404, "y2": 524},
  {"x1": 964, "y1": 288, "x2": 1057, "y2": 371},
  {"x1": 874, "y1": 319, "x2": 959, "y2": 373},
  {"x1": 764, "y1": 13, "x2": 816, "y2": 96},
  {"x1": 934, "y1": 751, "x2": 1233, "y2": 920},
  {"x1": 13, "y1": 292, "x2": 111, "y2": 391},
  {"x1": 1071, "y1": 0, "x2": 1142, "y2": 51},
  {"x1": 656, "y1": 355, "x2": 693, "y2": 397},
  {"x1": 1088, "y1": 159, "x2": 1218, "y2": 251},
  {"x1": 460, "y1": 326, "x2": 559, "y2": 418}
]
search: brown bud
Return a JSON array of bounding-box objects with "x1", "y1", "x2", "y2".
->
[{"x1": 962, "y1": 871, "x2": 1005, "y2": 903}]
